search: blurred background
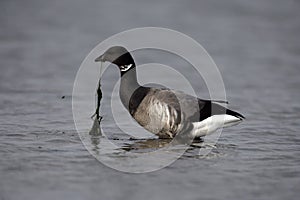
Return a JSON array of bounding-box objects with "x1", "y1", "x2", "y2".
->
[{"x1": 0, "y1": 0, "x2": 299, "y2": 200}]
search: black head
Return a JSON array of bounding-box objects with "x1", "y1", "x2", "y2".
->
[{"x1": 95, "y1": 46, "x2": 135, "y2": 74}]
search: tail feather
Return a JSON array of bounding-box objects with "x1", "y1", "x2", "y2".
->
[
  {"x1": 226, "y1": 109, "x2": 245, "y2": 120},
  {"x1": 199, "y1": 100, "x2": 245, "y2": 121}
]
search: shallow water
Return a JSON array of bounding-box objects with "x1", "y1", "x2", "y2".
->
[{"x1": 1, "y1": 0, "x2": 300, "y2": 199}]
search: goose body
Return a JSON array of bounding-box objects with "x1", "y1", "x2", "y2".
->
[{"x1": 95, "y1": 46, "x2": 244, "y2": 139}]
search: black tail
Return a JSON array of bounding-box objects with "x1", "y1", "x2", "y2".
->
[
  {"x1": 226, "y1": 109, "x2": 245, "y2": 120},
  {"x1": 199, "y1": 100, "x2": 245, "y2": 121}
]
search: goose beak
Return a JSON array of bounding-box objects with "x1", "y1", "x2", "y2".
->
[{"x1": 95, "y1": 54, "x2": 104, "y2": 62}]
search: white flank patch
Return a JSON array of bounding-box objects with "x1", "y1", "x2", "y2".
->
[{"x1": 191, "y1": 114, "x2": 242, "y2": 138}]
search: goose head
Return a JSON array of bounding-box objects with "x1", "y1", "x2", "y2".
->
[{"x1": 95, "y1": 46, "x2": 135, "y2": 73}]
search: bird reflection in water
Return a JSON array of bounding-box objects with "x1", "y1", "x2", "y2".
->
[{"x1": 121, "y1": 137, "x2": 205, "y2": 152}]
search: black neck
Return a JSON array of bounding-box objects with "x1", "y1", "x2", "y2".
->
[
  {"x1": 113, "y1": 51, "x2": 141, "y2": 109},
  {"x1": 119, "y1": 67, "x2": 140, "y2": 109}
]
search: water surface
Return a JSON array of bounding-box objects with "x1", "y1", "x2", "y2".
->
[{"x1": 0, "y1": 0, "x2": 300, "y2": 199}]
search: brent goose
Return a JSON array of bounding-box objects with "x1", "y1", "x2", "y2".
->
[{"x1": 95, "y1": 46, "x2": 244, "y2": 139}]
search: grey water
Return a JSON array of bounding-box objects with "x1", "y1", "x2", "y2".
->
[{"x1": 1, "y1": 0, "x2": 300, "y2": 199}]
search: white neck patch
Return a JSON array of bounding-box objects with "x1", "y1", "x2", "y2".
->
[{"x1": 120, "y1": 64, "x2": 132, "y2": 72}]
